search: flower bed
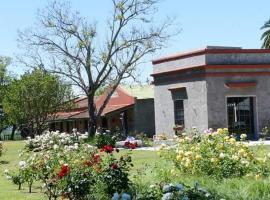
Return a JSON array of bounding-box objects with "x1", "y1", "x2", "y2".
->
[
  {"x1": 24, "y1": 131, "x2": 88, "y2": 151},
  {"x1": 6, "y1": 132, "x2": 133, "y2": 199},
  {"x1": 160, "y1": 128, "x2": 270, "y2": 180}
]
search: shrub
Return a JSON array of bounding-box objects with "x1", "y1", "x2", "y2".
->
[
  {"x1": 93, "y1": 131, "x2": 117, "y2": 148},
  {"x1": 260, "y1": 127, "x2": 269, "y2": 140},
  {"x1": 160, "y1": 128, "x2": 270, "y2": 179},
  {"x1": 9, "y1": 132, "x2": 133, "y2": 200},
  {"x1": 24, "y1": 131, "x2": 88, "y2": 151},
  {"x1": 161, "y1": 182, "x2": 223, "y2": 200},
  {"x1": 113, "y1": 182, "x2": 224, "y2": 200},
  {"x1": 98, "y1": 153, "x2": 133, "y2": 196},
  {"x1": 133, "y1": 132, "x2": 153, "y2": 147}
]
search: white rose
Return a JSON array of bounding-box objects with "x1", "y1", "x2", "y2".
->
[{"x1": 19, "y1": 161, "x2": 27, "y2": 169}]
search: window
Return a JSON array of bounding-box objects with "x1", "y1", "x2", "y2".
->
[
  {"x1": 227, "y1": 97, "x2": 255, "y2": 139},
  {"x1": 174, "y1": 100, "x2": 184, "y2": 126}
]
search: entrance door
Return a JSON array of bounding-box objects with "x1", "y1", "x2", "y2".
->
[{"x1": 227, "y1": 97, "x2": 255, "y2": 139}]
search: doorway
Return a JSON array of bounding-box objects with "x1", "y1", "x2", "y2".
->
[{"x1": 227, "y1": 97, "x2": 255, "y2": 139}]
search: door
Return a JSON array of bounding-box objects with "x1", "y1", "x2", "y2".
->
[{"x1": 227, "y1": 97, "x2": 255, "y2": 139}]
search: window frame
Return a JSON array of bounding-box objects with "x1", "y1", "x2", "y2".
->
[{"x1": 174, "y1": 99, "x2": 185, "y2": 127}]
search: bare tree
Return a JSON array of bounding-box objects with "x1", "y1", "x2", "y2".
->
[{"x1": 17, "y1": 0, "x2": 177, "y2": 137}]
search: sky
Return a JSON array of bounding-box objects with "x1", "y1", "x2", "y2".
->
[{"x1": 1, "y1": 0, "x2": 270, "y2": 82}]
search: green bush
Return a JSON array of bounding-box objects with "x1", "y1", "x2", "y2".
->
[
  {"x1": 93, "y1": 132, "x2": 117, "y2": 148},
  {"x1": 160, "y1": 128, "x2": 270, "y2": 179}
]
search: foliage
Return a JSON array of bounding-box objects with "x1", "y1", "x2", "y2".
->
[
  {"x1": 0, "y1": 56, "x2": 12, "y2": 133},
  {"x1": 260, "y1": 126, "x2": 269, "y2": 140},
  {"x1": 3, "y1": 69, "x2": 73, "y2": 137},
  {"x1": 93, "y1": 131, "x2": 118, "y2": 148},
  {"x1": 133, "y1": 132, "x2": 153, "y2": 147},
  {"x1": 160, "y1": 182, "x2": 223, "y2": 200},
  {"x1": 124, "y1": 141, "x2": 137, "y2": 149},
  {"x1": 8, "y1": 132, "x2": 133, "y2": 200},
  {"x1": 160, "y1": 128, "x2": 270, "y2": 180},
  {"x1": 4, "y1": 141, "x2": 270, "y2": 199},
  {"x1": 261, "y1": 19, "x2": 270, "y2": 49},
  {"x1": 112, "y1": 182, "x2": 224, "y2": 200},
  {"x1": 155, "y1": 134, "x2": 168, "y2": 140},
  {"x1": 132, "y1": 184, "x2": 162, "y2": 200},
  {"x1": 0, "y1": 56, "x2": 11, "y2": 100},
  {"x1": 4, "y1": 170, "x2": 25, "y2": 190},
  {"x1": 97, "y1": 153, "x2": 133, "y2": 196}
]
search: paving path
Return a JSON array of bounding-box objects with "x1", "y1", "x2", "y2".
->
[{"x1": 134, "y1": 140, "x2": 270, "y2": 151}]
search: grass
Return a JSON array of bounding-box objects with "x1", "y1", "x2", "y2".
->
[
  {"x1": 0, "y1": 141, "x2": 46, "y2": 200},
  {"x1": 1, "y1": 141, "x2": 270, "y2": 200}
]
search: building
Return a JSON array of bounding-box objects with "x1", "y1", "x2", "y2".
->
[
  {"x1": 152, "y1": 46, "x2": 270, "y2": 139},
  {"x1": 48, "y1": 85, "x2": 155, "y2": 136}
]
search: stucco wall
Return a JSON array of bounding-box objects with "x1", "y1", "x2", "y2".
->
[
  {"x1": 153, "y1": 55, "x2": 206, "y2": 73},
  {"x1": 133, "y1": 99, "x2": 155, "y2": 136},
  {"x1": 206, "y1": 76, "x2": 270, "y2": 137},
  {"x1": 206, "y1": 53, "x2": 270, "y2": 65},
  {"x1": 154, "y1": 80, "x2": 208, "y2": 137},
  {"x1": 153, "y1": 47, "x2": 270, "y2": 139}
]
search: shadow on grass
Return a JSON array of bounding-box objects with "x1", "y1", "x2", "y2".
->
[{"x1": 0, "y1": 160, "x2": 9, "y2": 164}]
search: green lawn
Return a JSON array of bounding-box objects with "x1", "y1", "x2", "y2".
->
[
  {"x1": 0, "y1": 141, "x2": 46, "y2": 200},
  {"x1": 1, "y1": 141, "x2": 270, "y2": 200}
]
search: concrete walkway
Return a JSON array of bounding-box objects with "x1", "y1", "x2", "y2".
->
[
  {"x1": 246, "y1": 140, "x2": 270, "y2": 146},
  {"x1": 133, "y1": 140, "x2": 270, "y2": 151}
]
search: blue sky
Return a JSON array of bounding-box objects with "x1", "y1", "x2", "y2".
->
[{"x1": 1, "y1": 0, "x2": 270, "y2": 80}]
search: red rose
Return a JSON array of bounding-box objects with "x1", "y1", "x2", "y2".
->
[
  {"x1": 111, "y1": 163, "x2": 118, "y2": 169},
  {"x1": 93, "y1": 154, "x2": 101, "y2": 163},
  {"x1": 100, "y1": 145, "x2": 114, "y2": 153},
  {"x1": 124, "y1": 141, "x2": 130, "y2": 147},
  {"x1": 57, "y1": 164, "x2": 69, "y2": 179},
  {"x1": 84, "y1": 160, "x2": 92, "y2": 166},
  {"x1": 124, "y1": 141, "x2": 137, "y2": 149}
]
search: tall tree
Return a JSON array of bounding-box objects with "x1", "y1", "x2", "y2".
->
[
  {"x1": 0, "y1": 56, "x2": 12, "y2": 138},
  {"x1": 17, "y1": 0, "x2": 177, "y2": 137},
  {"x1": 3, "y1": 69, "x2": 73, "y2": 137},
  {"x1": 261, "y1": 19, "x2": 270, "y2": 48}
]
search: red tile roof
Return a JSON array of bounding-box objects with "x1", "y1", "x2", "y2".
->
[{"x1": 53, "y1": 87, "x2": 136, "y2": 120}]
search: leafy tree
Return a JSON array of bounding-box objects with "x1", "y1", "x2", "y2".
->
[
  {"x1": 261, "y1": 19, "x2": 270, "y2": 48},
  {"x1": 3, "y1": 69, "x2": 73, "y2": 137},
  {"x1": 17, "y1": 0, "x2": 177, "y2": 137},
  {"x1": 0, "y1": 56, "x2": 12, "y2": 138}
]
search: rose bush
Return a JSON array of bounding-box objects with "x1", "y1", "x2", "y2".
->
[
  {"x1": 160, "y1": 128, "x2": 270, "y2": 179},
  {"x1": 24, "y1": 130, "x2": 88, "y2": 151},
  {"x1": 8, "y1": 132, "x2": 133, "y2": 200}
]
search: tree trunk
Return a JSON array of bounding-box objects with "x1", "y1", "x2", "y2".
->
[
  {"x1": 28, "y1": 181, "x2": 32, "y2": 193},
  {"x1": 87, "y1": 94, "x2": 97, "y2": 138},
  {"x1": 10, "y1": 124, "x2": 16, "y2": 140}
]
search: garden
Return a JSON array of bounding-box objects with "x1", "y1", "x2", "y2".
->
[{"x1": 1, "y1": 129, "x2": 270, "y2": 200}]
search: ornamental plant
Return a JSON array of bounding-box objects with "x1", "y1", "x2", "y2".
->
[
  {"x1": 124, "y1": 141, "x2": 137, "y2": 149},
  {"x1": 30, "y1": 143, "x2": 98, "y2": 200},
  {"x1": 10, "y1": 132, "x2": 134, "y2": 200},
  {"x1": 97, "y1": 152, "x2": 133, "y2": 196},
  {"x1": 24, "y1": 131, "x2": 88, "y2": 151},
  {"x1": 160, "y1": 128, "x2": 270, "y2": 179},
  {"x1": 113, "y1": 182, "x2": 224, "y2": 200}
]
